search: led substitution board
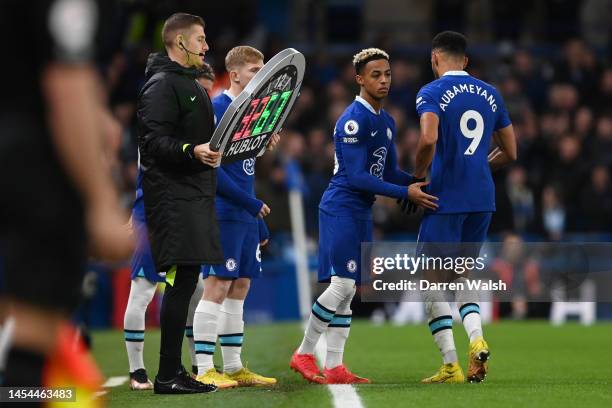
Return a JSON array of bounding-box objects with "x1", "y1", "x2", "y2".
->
[{"x1": 210, "y1": 48, "x2": 305, "y2": 164}]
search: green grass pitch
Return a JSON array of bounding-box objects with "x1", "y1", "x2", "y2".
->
[{"x1": 92, "y1": 321, "x2": 612, "y2": 407}]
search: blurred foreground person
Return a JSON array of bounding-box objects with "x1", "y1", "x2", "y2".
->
[{"x1": 0, "y1": 0, "x2": 133, "y2": 404}]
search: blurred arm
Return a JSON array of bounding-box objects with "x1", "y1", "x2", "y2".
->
[{"x1": 43, "y1": 64, "x2": 132, "y2": 260}]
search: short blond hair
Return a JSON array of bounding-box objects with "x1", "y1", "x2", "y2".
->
[
  {"x1": 352, "y1": 48, "x2": 389, "y2": 74},
  {"x1": 225, "y1": 46, "x2": 264, "y2": 71}
]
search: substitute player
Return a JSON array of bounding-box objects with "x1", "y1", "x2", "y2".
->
[
  {"x1": 413, "y1": 31, "x2": 516, "y2": 383},
  {"x1": 194, "y1": 46, "x2": 278, "y2": 388},
  {"x1": 290, "y1": 48, "x2": 439, "y2": 384},
  {"x1": 123, "y1": 62, "x2": 216, "y2": 391},
  {"x1": 123, "y1": 169, "x2": 205, "y2": 389}
]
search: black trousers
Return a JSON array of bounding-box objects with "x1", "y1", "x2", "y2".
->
[{"x1": 157, "y1": 265, "x2": 200, "y2": 381}]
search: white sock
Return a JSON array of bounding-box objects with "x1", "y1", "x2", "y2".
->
[
  {"x1": 454, "y1": 277, "x2": 483, "y2": 342},
  {"x1": 298, "y1": 276, "x2": 355, "y2": 355},
  {"x1": 325, "y1": 285, "x2": 355, "y2": 369},
  {"x1": 123, "y1": 277, "x2": 157, "y2": 372},
  {"x1": 459, "y1": 302, "x2": 483, "y2": 342},
  {"x1": 193, "y1": 300, "x2": 220, "y2": 374},
  {"x1": 424, "y1": 294, "x2": 457, "y2": 364},
  {"x1": 186, "y1": 276, "x2": 205, "y2": 372},
  {"x1": 218, "y1": 298, "x2": 245, "y2": 374}
]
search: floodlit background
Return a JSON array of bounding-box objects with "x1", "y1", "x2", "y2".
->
[
  {"x1": 84, "y1": 0, "x2": 612, "y2": 327},
  {"x1": 36, "y1": 1, "x2": 610, "y2": 406}
]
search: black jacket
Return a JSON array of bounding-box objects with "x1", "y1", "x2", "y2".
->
[{"x1": 137, "y1": 53, "x2": 222, "y2": 271}]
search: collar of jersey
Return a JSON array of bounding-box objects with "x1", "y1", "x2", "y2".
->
[
  {"x1": 355, "y1": 95, "x2": 380, "y2": 115},
  {"x1": 442, "y1": 70, "x2": 469, "y2": 76},
  {"x1": 223, "y1": 89, "x2": 237, "y2": 101}
]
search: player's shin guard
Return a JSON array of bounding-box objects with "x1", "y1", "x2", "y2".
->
[
  {"x1": 193, "y1": 300, "x2": 220, "y2": 375},
  {"x1": 325, "y1": 285, "x2": 355, "y2": 369},
  {"x1": 455, "y1": 278, "x2": 483, "y2": 342},
  {"x1": 298, "y1": 277, "x2": 355, "y2": 355},
  {"x1": 186, "y1": 276, "x2": 205, "y2": 374},
  {"x1": 124, "y1": 277, "x2": 157, "y2": 372},
  {"x1": 218, "y1": 298, "x2": 245, "y2": 374},
  {"x1": 424, "y1": 292, "x2": 457, "y2": 364}
]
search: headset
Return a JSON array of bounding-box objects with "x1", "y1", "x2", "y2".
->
[{"x1": 179, "y1": 41, "x2": 204, "y2": 57}]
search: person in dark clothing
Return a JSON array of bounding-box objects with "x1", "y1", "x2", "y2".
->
[
  {"x1": 0, "y1": 0, "x2": 132, "y2": 398},
  {"x1": 136, "y1": 12, "x2": 221, "y2": 394}
]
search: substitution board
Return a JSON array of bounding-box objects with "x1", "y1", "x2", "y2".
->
[{"x1": 210, "y1": 48, "x2": 306, "y2": 165}]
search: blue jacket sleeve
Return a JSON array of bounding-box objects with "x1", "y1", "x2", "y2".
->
[
  {"x1": 340, "y1": 142, "x2": 407, "y2": 199},
  {"x1": 383, "y1": 143, "x2": 413, "y2": 186},
  {"x1": 216, "y1": 167, "x2": 263, "y2": 217},
  {"x1": 258, "y1": 218, "x2": 270, "y2": 242}
]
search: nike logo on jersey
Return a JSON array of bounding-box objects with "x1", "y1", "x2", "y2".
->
[
  {"x1": 190, "y1": 96, "x2": 196, "y2": 101},
  {"x1": 371, "y1": 131, "x2": 378, "y2": 137}
]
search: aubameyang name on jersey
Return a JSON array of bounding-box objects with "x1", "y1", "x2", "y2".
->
[{"x1": 439, "y1": 83, "x2": 497, "y2": 113}]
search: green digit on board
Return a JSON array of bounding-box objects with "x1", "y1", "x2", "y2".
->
[
  {"x1": 252, "y1": 93, "x2": 279, "y2": 136},
  {"x1": 265, "y1": 90, "x2": 293, "y2": 132}
]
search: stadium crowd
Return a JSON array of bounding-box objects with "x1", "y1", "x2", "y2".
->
[
  {"x1": 104, "y1": 33, "x2": 612, "y2": 245},
  {"x1": 63, "y1": 0, "x2": 609, "y2": 323}
]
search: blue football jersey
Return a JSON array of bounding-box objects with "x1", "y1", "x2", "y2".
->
[
  {"x1": 416, "y1": 71, "x2": 511, "y2": 214},
  {"x1": 213, "y1": 91, "x2": 257, "y2": 223},
  {"x1": 319, "y1": 96, "x2": 400, "y2": 219}
]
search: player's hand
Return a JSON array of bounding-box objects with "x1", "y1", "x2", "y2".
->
[
  {"x1": 397, "y1": 177, "x2": 425, "y2": 214},
  {"x1": 260, "y1": 239, "x2": 269, "y2": 247},
  {"x1": 407, "y1": 181, "x2": 439, "y2": 211},
  {"x1": 258, "y1": 203, "x2": 271, "y2": 218},
  {"x1": 194, "y1": 143, "x2": 221, "y2": 166},
  {"x1": 267, "y1": 132, "x2": 281, "y2": 151}
]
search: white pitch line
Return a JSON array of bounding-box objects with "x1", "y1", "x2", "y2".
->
[
  {"x1": 93, "y1": 375, "x2": 129, "y2": 400},
  {"x1": 102, "y1": 376, "x2": 129, "y2": 388},
  {"x1": 314, "y1": 333, "x2": 365, "y2": 408}
]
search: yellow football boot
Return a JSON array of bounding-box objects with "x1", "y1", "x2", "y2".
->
[
  {"x1": 421, "y1": 362, "x2": 465, "y2": 384},
  {"x1": 467, "y1": 336, "x2": 490, "y2": 383},
  {"x1": 196, "y1": 368, "x2": 238, "y2": 389},
  {"x1": 226, "y1": 367, "x2": 277, "y2": 387}
]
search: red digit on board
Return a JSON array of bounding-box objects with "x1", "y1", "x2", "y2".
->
[
  {"x1": 246, "y1": 95, "x2": 270, "y2": 137},
  {"x1": 233, "y1": 98, "x2": 261, "y2": 141}
]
